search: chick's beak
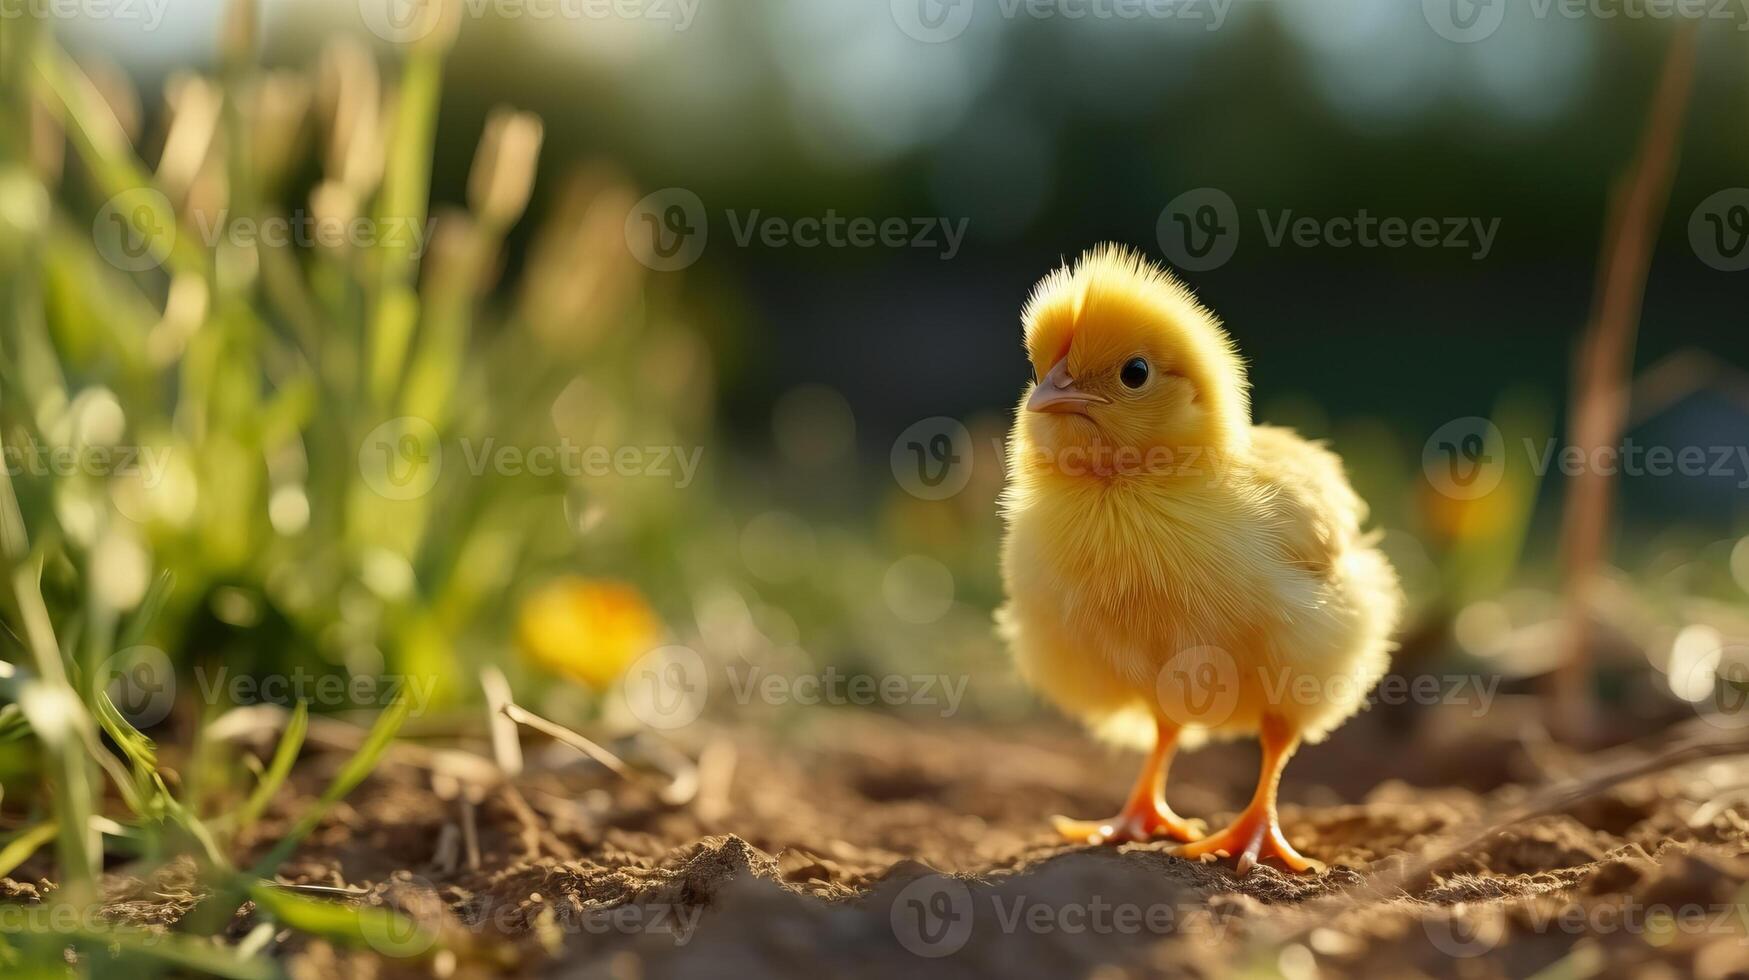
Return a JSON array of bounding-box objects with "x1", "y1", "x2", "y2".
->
[{"x1": 1028, "y1": 358, "x2": 1107, "y2": 415}]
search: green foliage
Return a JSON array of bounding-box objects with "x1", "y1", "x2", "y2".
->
[
  {"x1": 233, "y1": 701, "x2": 307, "y2": 836},
  {"x1": 251, "y1": 695, "x2": 409, "y2": 877}
]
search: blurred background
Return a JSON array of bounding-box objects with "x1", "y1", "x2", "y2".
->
[{"x1": 5, "y1": 0, "x2": 1749, "y2": 769}]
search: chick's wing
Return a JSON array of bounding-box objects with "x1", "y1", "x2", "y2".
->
[{"x1": 1245, "y1": 425, "x2": 1370, "y2": 578}]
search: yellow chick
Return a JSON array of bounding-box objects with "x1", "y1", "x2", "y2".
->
[{"x1": 998, "y1": 244, "x2": 1403, "y2": 874}]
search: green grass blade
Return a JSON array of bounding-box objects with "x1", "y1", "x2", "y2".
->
[
  {"x1": 114, "y1": 570, "x2": 175, "y2": 652},
  {"x1": 250, "y1": 693, "x2": 411, "y2": 877},
  {"x1": 92, "y1": 688, "x2": 158, "y2": 772},
  {"x1": 235, "y1": 701, "x2": 308, "y2": 835},
  {"x1": 0, "y1": 822, "x2": 57, "y2": 877},
  {"x1": 366, "y1": 44, "x2": 445, "y2": 407},
  {"x1": 29, "y1": 46, "x2": 209, "y2": 280},
  {"x1": 0, "y1": 702, "x2": 28, "y2": 741},
  {"x1": 248, "y1": 884, "x2": 437, "y2": 960},
  {"x1": 57, "y1": 929, "x2": 280, "y2": 980}
]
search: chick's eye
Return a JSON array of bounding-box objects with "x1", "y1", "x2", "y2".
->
[{"x1": 1120, "y1": 357, "x2": 1150, "y2": 389}]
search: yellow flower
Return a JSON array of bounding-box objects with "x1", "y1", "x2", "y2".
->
[
  {"x1": 516, "y1": 577, "x2": 662, "y2": 689},
  {"x1": 1418, "y1": 475, "x2": 1524, "y2": 544}
]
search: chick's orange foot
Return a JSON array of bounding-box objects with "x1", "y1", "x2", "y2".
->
[
  {"x1": 1052, "y1": 804, "x2": 1206, "y2": 846},
  {"x1": 1053, "y1": 718, "x2": 1202, "y2": 845},
  {"x1": 1173, "y1": 809, "x2": 1323, "y2": 876}
]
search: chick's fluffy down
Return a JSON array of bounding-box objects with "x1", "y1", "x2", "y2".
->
[{"x1": 999, "y1": 424, "x2": 1404, "y2": 751}]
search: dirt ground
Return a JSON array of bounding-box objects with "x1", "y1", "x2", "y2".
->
[{"x1": 10, "y1": 699, "x2": 1749, "y2": 979}]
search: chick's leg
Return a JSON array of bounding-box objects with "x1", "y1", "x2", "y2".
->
[
  {"x1": 1173, "y1": 715, "x2": 1322, "y2": 875},
  {"x1": 1054, "y1": 718, "x2": 1205, "y2": 845}
]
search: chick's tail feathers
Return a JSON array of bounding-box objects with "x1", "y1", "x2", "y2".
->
[{"x1": 1296, "y1": 536, "x2": 1404, "y2": 744}]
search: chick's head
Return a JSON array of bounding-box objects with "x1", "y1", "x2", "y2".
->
[{"x1": 1019, "y1": 244, "x2": 1250, "y2": 470}]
